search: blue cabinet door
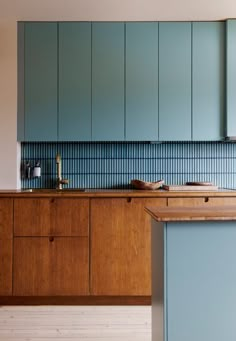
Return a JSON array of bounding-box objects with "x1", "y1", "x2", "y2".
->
[
  {"x1": 59, "y1": 23, "x2": 91, "y2": 141},
  {"x1": 92, "y1": 23, "x2": 125, "y2": 141},
  {"x1": 159, "y1": 23, "x2": 191, "y2": 141},
  {"x1": 24, "y1": 23, "x2": 58, "y2": 141},
  {"x1": 192, "y1": 22, "x2": 225, "y2": 141},
  {"x1": 226, "y1": 20, "x2": 236, "y2": 138},
  {"x1": 126, "y1": 23, "x2": 159, "y2": 141}
]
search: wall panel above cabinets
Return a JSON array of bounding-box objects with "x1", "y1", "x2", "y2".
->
[
  {"x1": 159, "y1": 22, "x2": 192, "y2": 141},
  {"x1": 126, "y1": 23, "x2": 159, "y2": 141},
  {"x1": 24, "y1": 23, "x2": 58, "y2": 141},
  {"x1": 192, "y1": 22, "x2": 225, "y2": 141},
  {"x1": 92, "y1": 23, "x2": 125, "y2": 141},
  {"x1": 226, "y1": 20, "x2": 236, "y2": 139},
  {"x1": 58, "y1": 23, "x2": 92, "y2": 141}
]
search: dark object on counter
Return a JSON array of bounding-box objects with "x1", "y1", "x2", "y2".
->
[
  {"x1": 131, "y1": 179, "x2": 164, "y2": 190},
  {"x1": 185, "y1": 181, "x2": 214, "y2": 186}
]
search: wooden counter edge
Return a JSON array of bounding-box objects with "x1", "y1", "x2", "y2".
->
[{"x1": 145, "y1": 205, "x2": 236, "y2": 222}]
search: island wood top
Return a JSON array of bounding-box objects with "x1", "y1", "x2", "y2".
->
[{"x1": 145, "y1": 205, "x2": 236, "y2": 222}]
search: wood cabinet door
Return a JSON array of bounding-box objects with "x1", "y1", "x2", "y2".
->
[
  {"x1": 168, "y1": 197, "x2": 236, "y2": 207},
  {"x1": 13, "y1": 237, "x2": 89, "y2": 296},
  {"x1": 92, "y1": 23, "x2": 125, "y2": 141},
  {"x1": 24, "y1": 23, "x2": 58, "y2": 141},
  {"x1": 192, "y1": 22, "x2": 225, "y2": 140},
  {"x1": 58, "y1": 22, "x2": 92, "y2": 141},
  {"x1": 14, "y1": 198, "x2": 89, "y2": 236},
  {"x1": 126, "y1": 22, "x2": 159, "y2": 141},
  {"x1": 91, "y1": 197, "x2": 167, "y2": 295},
  {"x1": 0, "y1": 199, "x2": 13, "y2": 295}
]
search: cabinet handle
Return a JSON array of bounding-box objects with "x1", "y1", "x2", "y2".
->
[
  {"x1": 51, "y1": 198, "x2": 55, "y2": 204},
  {"x1": 127, "y1": 198, "x2": 132, "y2": 203},
  {"x1": 204, "y1": 197, "x2": 209, "y2": 203},
  {"x1": 49, "y1": 237, "x2": 54, "y2": 242}
]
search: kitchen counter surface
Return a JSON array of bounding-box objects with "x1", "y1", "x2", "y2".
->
[
  {"x1": 145, "y1": 205, "x2": 236, "y2": 221},
  {"x1": 0, "y1": 188, "x2": 236, "y2": 198}
]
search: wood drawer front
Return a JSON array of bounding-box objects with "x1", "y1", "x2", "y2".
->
[
  {"x1": 13, "y1": 237, "x2": 89, "y2": 296},
  {"x1": 168, "y1": 197, "x2": 236, "y2": 207},
  {"x1": 91, "y1": 197, "x2": 166, "y2": 296},
  {"x1": 14, "y1": 198, "x2": 89, "y2": 236},
  {"x1": 0, "y1": 238, "x2": 12, "y2": 296},
  {"x1": 0, "y1": 198, "x2": 13, "y2": 238}
]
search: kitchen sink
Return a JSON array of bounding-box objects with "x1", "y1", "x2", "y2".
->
[{"x1": 22, "y1": 188, "x2": 86, "y2": 193}]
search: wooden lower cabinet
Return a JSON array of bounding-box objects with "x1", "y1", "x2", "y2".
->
[
  {"x1": 13, "y1": 237, "x2": 89, "y2": 296},
  {"x1": 14, "y1": 198, "x2": 89, "y2": 236},
  {"x1": 0, "y1": 199, "x2": 13, "y2": 296},
  {"x1": 168, "y1": 197, "x2": 236, "y2": 207},
  {"x1": 90, "y1": 197, "x2": 167, "y2": 296}
]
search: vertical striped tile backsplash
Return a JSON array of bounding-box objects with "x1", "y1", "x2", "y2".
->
[{"x1": 21, "y1": 141, "x2": 236, "y2": 189}]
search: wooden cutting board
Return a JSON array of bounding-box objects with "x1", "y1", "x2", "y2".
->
[{"x1": 163, "y1": 185, "x2": 218, "y2": 191}]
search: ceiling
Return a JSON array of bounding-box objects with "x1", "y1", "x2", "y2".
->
[{"x1": 0, "y1": 0, "x2": 236, "y2": 21}]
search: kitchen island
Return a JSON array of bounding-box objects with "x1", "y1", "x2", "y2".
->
[{"x1": 145, "y1": 206, "x2": 236, "y2": 341}]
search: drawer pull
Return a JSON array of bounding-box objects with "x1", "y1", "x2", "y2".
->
[
  {"x1": 49, "y1": 237, "x2": 54, "y2": 242},
  {"x1": 204, "y1": 197, "x2": 209, "y2": 203},
  {"x1": 127, "y1": 198, "x2": 132, "y2": 203}
]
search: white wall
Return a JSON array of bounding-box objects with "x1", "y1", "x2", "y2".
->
[
  {"x1": 0, "y1": 20, "x2": 19, "y2": 189},
  {"x1": 1, "y1": 0, "x2": 236, "y2": 189}
]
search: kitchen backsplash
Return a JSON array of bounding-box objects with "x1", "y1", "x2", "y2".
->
[{"x1": 21, "y1": 141, "x2": 236, "y2": 189}]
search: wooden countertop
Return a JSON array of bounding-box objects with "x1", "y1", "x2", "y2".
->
[
  {"x1": 0, "y1": 188, "x2": 235, "y2": 198},
  {"x1": 145, "y1": 205, "x2": 236, "y2": 222}
]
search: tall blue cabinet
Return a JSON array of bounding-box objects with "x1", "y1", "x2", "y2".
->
[
  {"x1": 226, "y1": 19, "x2": 236, "y2": 138},
  {"x1": 58, "y1": 23, "x2": 91, "y2": 141},
  {"x1": 159, "y1": 23, "x2": 192, "y2": 141},
  {"x1": 192, "y1": 22, "x2": 225, "y2": 140},
  {"x1": 92, "y1": 23, "x2": 125, "y2": 141},
  {"x1": 18, "y1": 23, "x2": 58, "y2": 141},
  {"x1": 126, "y1": 23, "x2": 159, "y2": 141}
]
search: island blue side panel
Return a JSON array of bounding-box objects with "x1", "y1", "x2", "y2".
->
[
  {"x1": 58, "y1": 22, "x2": 91, "y2": 141},
  {"x1": 24, "y1": 23, "x2": 58, "y2": 141},
  {"x1": 126, "y1": 23, "x2": 159, "y2": 141},
  {"x1": 226, "y1": 20, "x2": 236, "y2": 138},
  {"x1": 166, "y1": 221, "x2": 236, "y2": 341},
  {"x1": 159, "y1": 23, "x2": 191, "y2": 141},
  {"x1": 192, "y1": 22, "x2": 225, "y2": 141},
  {"x1": 92, "y1": 23, "x2": 125, "y2": 141}
]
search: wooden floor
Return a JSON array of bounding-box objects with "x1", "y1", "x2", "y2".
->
[{"x1": 0, "y1": 306, "x2": 151, "y2": 341}]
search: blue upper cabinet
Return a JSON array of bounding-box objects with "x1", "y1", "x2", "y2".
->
[
  {"x1": 226, "y1": 20, "x2": 236, "y2": 139},
  {"x1": 126, "y1": 23, "x2": 159, "y2": 141},
  {"x1": 59, "y1": 23, "x2": 91, "y2": 141},
  {"x1": 92, "y1": 23, "x2": 125, "y2": 141},
  {"x1": 192, "y1": 22, "x2": 225, "y2": 141},
  {"x1": 159, "y1": 22, "x2": 192, "y2": 141},
  {"x1": 24, "y1": 23, "x2": 58, "y2": 141}
]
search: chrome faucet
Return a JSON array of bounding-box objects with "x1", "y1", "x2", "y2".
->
[{"x1": 56, "y1": 153, "x2": 69, "y2": 190}]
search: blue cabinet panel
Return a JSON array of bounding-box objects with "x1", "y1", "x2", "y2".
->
[
  {"x1": 192, "y1": 22, "x2": 225, "y2": 141},
  {"x1": 24, "y1": 23, "x2": 58, "y2": 141},
  {"x1": 17, "y1": 22, "x2": 25, "y2": 141},
  {"x1": 59, "y1": 23, "x2": 91, "y2": 141},
  {"x1": 166, "y1": 221, "x2": 236, "y2": 341},
  {"x1": 126, "y1": 23, "x2": 159, "y2": 141},
  {"x1": 159, "y1": 23, "x2": 191, "y2": 141},
  {"x1": 92, "y1": 23, "x2": 125, "y2": 141},
  {"x1": 226, "y1": 20, "x2": 236, "y2": 138}
]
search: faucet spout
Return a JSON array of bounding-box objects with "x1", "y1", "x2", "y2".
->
[{"x1": 56, "y1": 153, "x2": 69, "y2": 190}]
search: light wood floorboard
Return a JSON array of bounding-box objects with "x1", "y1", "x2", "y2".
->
[{"x1": 0, "y1": 306, "x2": 151, "y2": 341}]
